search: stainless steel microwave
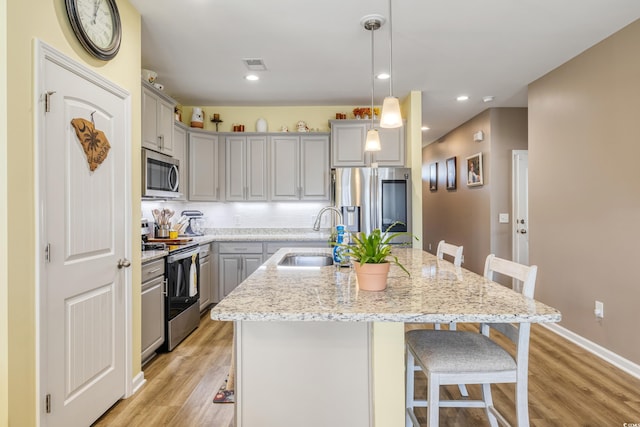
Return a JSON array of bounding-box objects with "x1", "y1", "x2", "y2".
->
[{"x1": 142, "y1": 148, "x2": 181, "y2": 198}]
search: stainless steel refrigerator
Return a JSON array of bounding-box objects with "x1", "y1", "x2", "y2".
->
[{"x1": 332, "y1": 167, "x2": 412, "y2": 244}]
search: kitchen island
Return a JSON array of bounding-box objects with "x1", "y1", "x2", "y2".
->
[{"x1": 210, "y1": 247, "x2": 561, "y2": 427}]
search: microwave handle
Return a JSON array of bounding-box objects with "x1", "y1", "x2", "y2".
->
[{"x1": 168, "y1": 164, "x2": 179, "y2": 191}]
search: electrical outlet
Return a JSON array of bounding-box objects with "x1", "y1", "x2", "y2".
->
[
  {"x1": 594, "y1": 300, "x2": 604, "y2": 318},
  {"x1": 234, "y1": 215, "x2": 240, "y2": 226},
  {"x1": 428, "y1": 243, "x2": 432, "y2": 251}
]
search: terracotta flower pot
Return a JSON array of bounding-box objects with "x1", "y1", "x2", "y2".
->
[{"x1": 354, "y1": 262, "x2": 390, "y2": 291}]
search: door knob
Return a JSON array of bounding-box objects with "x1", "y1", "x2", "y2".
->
[{"x1": 117, "y1": 258, "x2": 131, "y2": 269}]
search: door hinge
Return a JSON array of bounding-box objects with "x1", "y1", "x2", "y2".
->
[
  {"x1": 45, "y1": 394, "x2": 51, "y2": 413},
  {"x1": 45, "y1": 91, "x2": 56, "y2": 113},
  {"x1": 45, "y1": 243, "x2": 51, "y2": 263}
]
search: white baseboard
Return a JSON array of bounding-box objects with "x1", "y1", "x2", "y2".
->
[
  {"x1": 131, "y1": 371, "x2": 146, "y2": 396},
  {"x1": 542, "y1": 323, "x2": 640, "y2": 380}
]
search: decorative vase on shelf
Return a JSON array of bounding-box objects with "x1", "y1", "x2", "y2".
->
[{"x1": 256, "y1": 118, "x2": 267, "y2": 132}]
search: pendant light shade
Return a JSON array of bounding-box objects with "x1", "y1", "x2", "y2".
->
[
  {"x1": 365, "y1": 129, "x2": 381, "y2": 151},
  {"x1": 380, "y1": 0, "x2": 403, "y2": 129},
  {"x1": 380, "y1": 96, "x2": 402, "y2": 128},
  {"x1": 362, "y1": 14, "x2": 384, "y2": 152}
]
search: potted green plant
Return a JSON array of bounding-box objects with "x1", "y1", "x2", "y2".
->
[{"x1": 336, "y1": 223, "x2": 416, "y2": 291}]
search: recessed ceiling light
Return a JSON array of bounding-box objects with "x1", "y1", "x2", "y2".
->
[
  {"x1": 421, "y1": 126, "x2": 430, "y2": 131},
  {"x1": 456, "y1": 95, "x2": 469, "y2": 102},
  {"x1": 483, "y1": 96, "x2": 495, "y2": 103},
  {"x1": 376, "y1": 73, "x2": 390, "y2": 80},
  {"x1": 245, "y1": 74, "x2": 259, "y2": 81}
]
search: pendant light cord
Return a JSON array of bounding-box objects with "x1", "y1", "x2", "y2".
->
[
  {"x1": 388, "y1": 0, "x2": 394, "y2": 97},
  {"x1": 370, "y1": 23, "x2": 375, "y2": 128}
]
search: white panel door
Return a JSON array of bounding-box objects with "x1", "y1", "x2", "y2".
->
[
  {"x1": 41, "y1": 49, "x2": 128, "y2": 426},
  {"x1": 513, "y1": 150, "x2": 529, "y2": 266}
]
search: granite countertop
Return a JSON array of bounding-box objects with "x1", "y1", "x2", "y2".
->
[
  {"x1": 141, "y1": 228, "x2": 331, "y2": 262},
  {"x1": 210, "y1": 247, "x2": 562, "y2": 324}
]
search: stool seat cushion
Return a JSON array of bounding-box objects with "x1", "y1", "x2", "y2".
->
[{"x1": 406, "y1": 330, "x2": 516, "y2": 373}]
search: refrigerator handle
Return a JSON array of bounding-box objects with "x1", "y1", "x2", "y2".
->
[
  {"x1": 330, "y1": 169, "x2": 336, "y2": 206},
  {"x1": 371, "y1": 169, "x2": 378, "y2": 230}
]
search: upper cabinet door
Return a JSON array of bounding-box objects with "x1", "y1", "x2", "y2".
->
[
  {"x1": 373, "y1": 125, "x2": 405, "y2": 167},
  {"x1": 300, "y1": 135, "x2": 330, "y2": 200},
  {"x1": 225, "y1": 135, "x2": 268, "y2": 201},
  {"x1": 141, "y1": 83, "x2": 176, "y2": 155},
  {"x1": 331, "y1": 121, "x2": 367, "y2": 167},
  {"x1": 270, "y1": 135, "x2": 300, "y2": 200},
  {"x1": 188, "y1": 131, "x2": 220, "y2": 201}
]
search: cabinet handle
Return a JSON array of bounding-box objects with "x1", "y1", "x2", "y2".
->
[
  {"x1": 147, "y1": 268, "x2": 161, "y2": 274},
  {"x1": 158, "y1": 135, "x2": 164, "y2": 149},
  {"x1": 162, "y1": 278, "x2": 167, "y2": 296}
]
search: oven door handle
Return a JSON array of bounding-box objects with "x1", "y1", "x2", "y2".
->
[{"x1": 167, "y1": 248, "x2": 199, "y2": 263}]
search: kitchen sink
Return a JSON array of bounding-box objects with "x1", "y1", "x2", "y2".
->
[{"x1": 278, "y1": 254, "x2": 334, "y2": 267}]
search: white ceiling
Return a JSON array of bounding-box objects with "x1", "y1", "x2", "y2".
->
[{"x1": 129, "y1": 0, "x2": 640, "y2": 145}]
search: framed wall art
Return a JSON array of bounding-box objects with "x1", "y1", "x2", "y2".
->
[
  {"x1": 466, "y1": 153, "x2": 483, "y2": 186},
  {"x1": 446, "y1": 156, "x2": 456, "y2": 190},
  {"x1": 429, "y1": 163, "x2": 438, "y2": 191}
]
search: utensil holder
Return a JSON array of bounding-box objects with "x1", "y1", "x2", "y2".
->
[{"x1": 156, "y1": 224, "x2": 170, "y2": 238}]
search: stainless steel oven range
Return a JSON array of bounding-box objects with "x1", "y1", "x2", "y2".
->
[{"x1": 163, "y1": 243, "x2": 200, "y2": 351}]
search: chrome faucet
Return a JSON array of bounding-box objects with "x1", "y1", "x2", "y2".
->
[{"x1": 312, "y1": 206, "x2": 343, "y2": 231}]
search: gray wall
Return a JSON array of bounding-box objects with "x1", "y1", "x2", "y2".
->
[
  {"x1": 422, "y1": 108, "x2": 527, "y2": 275},
  {"x1": 529, "y1": 19, "x2": 640, "y2": 364}
]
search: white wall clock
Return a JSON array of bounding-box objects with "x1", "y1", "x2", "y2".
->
[{"x1": 65, "y1": 0, "x2": 122, "y2": 61}]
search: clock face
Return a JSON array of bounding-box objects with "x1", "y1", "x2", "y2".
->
[{"x1": 66, "y1": 0, "x2": 122, "y2": 60}]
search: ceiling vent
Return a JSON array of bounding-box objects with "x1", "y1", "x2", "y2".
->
[{"x1": 242, "y1": 58, "x2": 267, "y2": 71}]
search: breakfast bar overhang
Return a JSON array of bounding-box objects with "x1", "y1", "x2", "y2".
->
[{"x1": 210, "y1": 248, "x2": 561, "y2": 427}]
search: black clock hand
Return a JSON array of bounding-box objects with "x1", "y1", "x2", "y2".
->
[{"x1": 92, "y1": 0, "x2": 101, "y2": 25}]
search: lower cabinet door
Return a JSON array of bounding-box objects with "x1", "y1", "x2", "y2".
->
[
  {"x1": 242, "y1": 255, "x2": 263, "y2": 280},
  {"x1": 199, "y1": 254, "x2": 212, "y2": 312},
  {"x1": 220, "y1": 255, "x2": 242, "y2": 298},
  {"x1": 141, "y1": 275, "x2": 165, "y2": 363}
]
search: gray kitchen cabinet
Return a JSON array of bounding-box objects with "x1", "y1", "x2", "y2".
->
[
  {"x1": 225, "y1": 135, "x2": 268, "y2": 201},
  {"x1": 218, "y1": 242, "x2": 263, "y2": 298},
  {"x1": 173, "y1": 121, "x2": 188, "y2": 201},
  {"x1": 141, "y1": 258, "x2": 165, "y2": 365},
  {"x1": 329, "y1": 119, "x2": 405, "y2": 167},
  {"x1": 142, "y1": 82, "x2": 175, "y2": 155},
  {"x1": 188, "y1": 129, "x2": 221, "y2": 201},
  {"x1": 270, "y1": 134, "x2": 330, "y2": 201},
  {"x1": 199, "y1": 243, "x2": 213, "y2": 312},
  {"x1": 330, "y1": 121, "x2": 367, "y2": 167}
]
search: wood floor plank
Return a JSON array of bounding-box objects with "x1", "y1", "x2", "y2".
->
[{"x1": 94, "y1": 316, "x2": 640, "y2": 426}]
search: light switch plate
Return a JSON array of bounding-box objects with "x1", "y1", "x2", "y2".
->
[{"x1": 499, "y1": 213, "x2": 509, "y2": 223}]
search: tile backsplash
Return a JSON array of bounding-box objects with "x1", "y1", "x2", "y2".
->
[{"x1": 141, "y1": 201, "x2": 336, "y2": 230}]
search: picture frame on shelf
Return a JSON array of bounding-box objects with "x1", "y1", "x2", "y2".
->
[
  {"x1": 446, "y1": 156, "x2": 457, "y2": 190},
  {"x1": 466, "y1": 152, "x2": 483, "y2": 186},
  {"x1": 429, "y1": 163, "x2": 438, "y2": 191}
]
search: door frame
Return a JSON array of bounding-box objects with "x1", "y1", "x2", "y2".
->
[{"x1": 34, "y1": 40, "x2": 133, "y2": 424}]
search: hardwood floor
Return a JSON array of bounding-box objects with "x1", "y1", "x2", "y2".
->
[
  {"x1": 94, "y1": 316, "x2": 640, "y2": 426},
  {"x1": 93, "y1": 314, "x2": 235, "y2": 427}
]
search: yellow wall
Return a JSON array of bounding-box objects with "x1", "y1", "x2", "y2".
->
[
  {"x1": 180, "y1": 105, "x2": 370, "y2": 133},
  {"x1": 1, "y1": 0, "x2": 9, "y2": 425},
  {"x1": 5, "y1": 0, "x2": 141, "y2": 424},
  {"x1": 404, "y1": 91, "x2": 423, "y2": 248}
]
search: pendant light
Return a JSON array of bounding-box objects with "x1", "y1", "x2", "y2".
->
[
  {"x1": 380, "y1": 0, "x2": 403, "y2": 129},
  {"x1": 362, "y1": 15, "x2": 384, "y2": 152}
]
